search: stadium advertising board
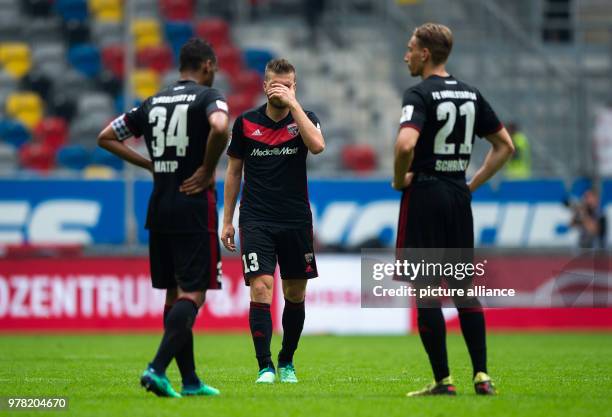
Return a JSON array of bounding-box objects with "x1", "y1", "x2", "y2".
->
[{"x1": 0, "y1": 178, "x2": 610, "y2": 247}]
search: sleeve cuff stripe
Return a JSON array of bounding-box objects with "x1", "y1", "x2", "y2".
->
[{"x1": 400, "y1": 122, "x2": 422, "y2": 132}]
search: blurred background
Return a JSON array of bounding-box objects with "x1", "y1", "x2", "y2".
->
[{"x1": 0, "y1": 0, "x2": 610, "y2": 334}]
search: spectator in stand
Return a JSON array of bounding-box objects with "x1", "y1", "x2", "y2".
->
[
  {"x1": 504, "y1": 122, "x2": 531, "y2": 179},
  {"x1": 569, "y1": 188, "x2": 607, "y2": 248}
]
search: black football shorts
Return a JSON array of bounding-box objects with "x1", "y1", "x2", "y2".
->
[
  {"x1": 149, "y1": 231, "x2": 222, "y2": 292},
  {"x1": 396, "y1": 174, "x2": 474, "y2": 249},
  {"x1": 238, "y1": 224, "x2": 318, "y2": 285}
]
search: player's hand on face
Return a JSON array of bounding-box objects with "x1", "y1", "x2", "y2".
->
[
  {"x1": 221, "y1": 223, "x2": 236, "y2": 251},
  {"x1": 267, "y1": 82, "x2": 296, "y2": 106},
  {"x1": 179, "y1": 166, "x2": 214, "y2": 195}
]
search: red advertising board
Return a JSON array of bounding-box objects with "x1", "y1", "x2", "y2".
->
[{"x1": 0, "y1": 257, "x2": 265, "y2": 332}]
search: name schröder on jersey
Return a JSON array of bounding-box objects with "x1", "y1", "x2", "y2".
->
[
  {"x1": 435, "y1": 159, "x2": 469, "y2": 172},
  {"x1": 251, "y1": 147, "x2": 299, "y2": 157}
]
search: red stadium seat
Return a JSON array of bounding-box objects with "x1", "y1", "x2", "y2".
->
[
  {"x1": 341, "y1": 144, "x2": 377, "y2": 173},
  {"x1": 159, "y1": 0, "x2": 195, "y2": 21},
  {"x1": 195, "y1": 18, "x2": 230, "y2": 49},
  {"x1": 216, "y1": 46, "x2": 242, "y2": 78},
  {"x1": 19, "y1": 142, "x2": 55, "y2": 172},
  {"x1": 33, "y1": 117, "x2": 68, "y2": 150},
  {"x1": 231, "y1": 70, "x2": 261, "y2": 97},
  {"x1": 101, "y1": 44, "x2": 124, "y2": 79},
  {"x1": 227, "y1": 92, "x2": 255, "y2": 119},
  {"x1": 136, "y1": 45, "x2": 173, "y2": 74}
]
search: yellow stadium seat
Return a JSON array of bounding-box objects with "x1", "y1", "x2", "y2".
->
[
  {"x1": 6, "y1": 91, "x2": 44, "y2": 128},
  {"x1": 132, "y1": 69, "x2": 159, "y2": 100},
  {"x1": 84, "y1": 165, "x2": 117, "y2": 179},
  {"x1": 89, "y1": 0, "x2": 122, "y2": 22},
  {"x1": 0, "y1": 42, "x2": 31, "y2": 78},
  {"x1": 132, "y1": 19, "x2": 162, "y2": 49}
]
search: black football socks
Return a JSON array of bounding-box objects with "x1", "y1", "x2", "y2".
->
[
  {"x1": 416, "y1": 307, "x2": 450, "y2": 382},
  {"x1": 458, "y1": 304, "x2": 488, "y2": 377},
  {"x1": 150, "y1": 298, "x2": 198, "y2": 376},
  {"x1": 249, "y1": 302, "x2": 274, "y2": 370},
  {"x1": 278, "y1": 299, "x2": 305, "y2": 366}
]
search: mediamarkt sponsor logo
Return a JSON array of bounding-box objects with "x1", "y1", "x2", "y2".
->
[{"x1": 251, "y1": 147, "x2": 298, "y2": 157}]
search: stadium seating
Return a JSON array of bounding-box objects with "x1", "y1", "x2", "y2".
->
[
  {"x1": 216, "y1": 46, "x2": 243, "y2": 78},
  {"x1": 19, "y1": 142, "x2": 55, "y2": 171},
  {"x1": 132, "y1": 18, "x2": 163, "y2": 50},
  {"x1": 91, "y1": 20, "x2": 123, "y2": 47},
  {"x1": 195, "y1": 18, "x2": 230, "y2": 49},
  {"x1": 68, "y1": 44, "x2": 101, "y2": 77},
  {"x1": 132, "y1": 69, "x2": 160, "y2": 100},
  {"x1": 23, "y1": 0, "x2": 53, "y2": 17},
  {"x1": 136, "y1": 45, "x2": 174, "y2": 74},
  {"x1": 243, "y1": 48, "x2": 276, "y2": 75},
  {"x1": 54, "y1": 0, "x2": 88, "y2": 21},
  {"x1": 88, "y1": 0, "x2": 122, "y2": 22},
  {"x1": 231, "y1": 70, "x2": 261, "y2": 99},
  {"x1": 341, "y1": 144, "x2": 377, "y2": 173},
  {"x1": 20, "y1": 71, "x2": 52, "y2": 100},
  {"x1": 91, "y1": 146, "x2": 123, "y2": 170},
  {"x1": 56, "y1": 144, "x2": 91, "y2": 170},
  {"x1": 49, "y1": 93, "x2": 77, "y2": 122},
  {"x1": 101, "y1": 44, "x2": 124, "y2": 78},
  {"x1": 164, "y1": 21, "x2": 194, "y2": 60},
  {"x1": 0, "y1": 142, "x2": 17, "y2": 170},
  {"x1": 83, "y1": 164, "x2": 116, "y2": 178},
  {"x1": 160, "y1": 0, "x2": 195, "y2": 21},
  {"x1": 32, "y1": 42, "x2": 68, "y2": 80},
  {"x1": 34, "y1": 117, "x2": 69, "y2": 150},
  {"x1": 227, "y1": 93, "x2": 255, "y2": 119},
  {"x1": 0, "y1": 43, "x2": 32, "y2": 79},
  {"x1": 0, "y1": 119, "x2": 31, "y2": 148},
  {"x1": 64, "y1": 19, "x2": 91, "y2": 45},
  {"x1": 6, "y1": 91, "x2": 44, "y2": 129}
]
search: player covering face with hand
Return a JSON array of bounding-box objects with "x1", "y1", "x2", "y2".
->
[
  {"x1": 393, "y1": 23, "x2": 515, "y2": 396},
  {"x1": 222, "y1": 58, "x2": 325, "y2": 384}
]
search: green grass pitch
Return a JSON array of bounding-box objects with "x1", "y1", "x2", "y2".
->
[{"x1": 1, "y1": 332, "x2": 611, "y2": 417}]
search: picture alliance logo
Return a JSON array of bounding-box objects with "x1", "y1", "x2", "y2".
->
[{"x1": 250, "y1": 147, "x2": 299, "y2": 157}]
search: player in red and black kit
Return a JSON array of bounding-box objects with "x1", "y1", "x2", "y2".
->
[
  {"x1": 97, "y1": 39, "x2": 229, "y2": 398},
  {"x1": 221, "y1": 58, "x2": 325, "y2": 384},
  {"x1": 393, "y1": 24, "x2": 515, "y2": 396}
]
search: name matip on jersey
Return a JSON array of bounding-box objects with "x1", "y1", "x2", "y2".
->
[
  {"x1": 227, "y1": 104, "x2": 320, "y2": 227},
  {"x1": 111, "y1": 79, "x2": 228, "y2": 233},
  {"x1": 399, "y1": 74, "x2": 502, "y2": 178}
]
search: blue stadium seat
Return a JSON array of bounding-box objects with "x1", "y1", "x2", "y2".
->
[
  {"x1": 68, "y1": 44, "x2": 101, "y2": 77},
  {"x1": 56, "y1": 144, "x2": 91, "y2": 170},
  {"x1": 54, "y1": 0, "x2": 88, "y2": 21},
  {"x1": 91, "y1": 146, "x2": 123, "y2": 170},
  {"x1": 164, "y1": 21, "x2": 194, "y2": 60},
  {"x1": 0, "y1": 119, "x2": 30, "y2": 148},
  {"x1": 243, "y1": 48, "x2": 276, "y2": 75}
]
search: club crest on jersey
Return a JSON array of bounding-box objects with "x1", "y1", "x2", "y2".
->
[
  {"x1": 287, "y1": 123, "x2": 299, "y2": 137},
  {"x1": 304, "y1": 252, "x2": 314, "y2": 263}
]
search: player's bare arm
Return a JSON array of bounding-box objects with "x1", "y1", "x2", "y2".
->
[
  {"x1": 180, "y1": 110, "x2": 229, "y2": 195},
  {"x1": 392, "y1": 126, "x2": 419, "y2": 190},
  {"x1": 221, "y1": 156, "x2": 243, "y2": 252},
  {"x1": 467, "y1": 127, "x2": 515, "y2": 193},
  {"x1": 268, "y1": 82, "x2": 325, "y2": 154},
  {"x1": 97, "y1": 124, "x2": 153, "y2": 172}
]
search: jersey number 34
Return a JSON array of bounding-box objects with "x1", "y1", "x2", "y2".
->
[
  {"x1": 434, "y1": 101, "x2": 475, "y2": 156},
  {"x1": 148, "y1": 104, "x2": 190, "y2": 157}
]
